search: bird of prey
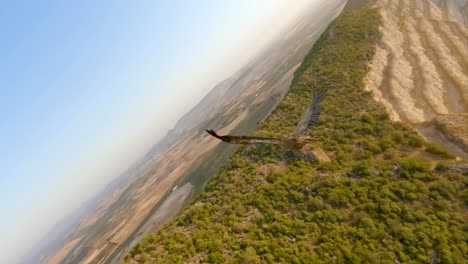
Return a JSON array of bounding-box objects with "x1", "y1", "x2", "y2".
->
[{"x1": 206, "y1": 89, "x2": 326, "y2": 151}]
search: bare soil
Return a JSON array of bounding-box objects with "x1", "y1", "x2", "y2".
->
[{"x1": 365, "y1": 0, "x2": 468, "y2": 158}]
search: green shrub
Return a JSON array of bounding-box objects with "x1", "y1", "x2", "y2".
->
[
  {"x1": 124, "y1": 6, "x2": 466, "y2": 264},
  {"x1": 398, "y1": 158, "x2": 430, "y2": 178},
  {"x1": 379, "y1": 136, "x2": 394, "y2": 151},
  {"x1": 351, "y1": 161, "x2": 372, "y2": 177},
  {"x1": 205, "y1": 252, "x2": 225, "y2": 263},
  {"x1": 407, "y1": 134, "x2": 425, "y2": 147},
  {"x1": 425, "y1": 142, "x2": 456, "y2": 159}
]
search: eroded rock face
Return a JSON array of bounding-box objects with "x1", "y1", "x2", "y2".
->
[{"x1": 365, "y1": 0, "x2": 468, "y2": 157}]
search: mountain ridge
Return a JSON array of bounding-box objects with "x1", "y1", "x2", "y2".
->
[
  {"x1": 38, "y1": 2, "x2": 349, "y2": 263},
  {"x1": 125, "y1": 5, "x2": 467, "y2": 263}
]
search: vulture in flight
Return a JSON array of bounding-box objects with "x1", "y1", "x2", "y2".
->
[{"x1": 206, "y1": 89, "x2": 326, "y2": 151}]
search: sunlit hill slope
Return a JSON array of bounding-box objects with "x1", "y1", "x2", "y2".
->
[
  {"x1": 40, "y1": 2, "x2": 348, "y2": 263},
  {"x1": 125, "y1": 5, "x2": 467, "y2": 264}
]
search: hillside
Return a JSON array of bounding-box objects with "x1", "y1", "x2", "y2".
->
[
  {"x1": 364, "y1": 0, "x2": 468, "y2": 159},
  {"x1": 125, "y1": 5, "x2": 467, "y2": 264},
  {"x1": 42, "y1": 2, "x2": 349, "y2": 263}
]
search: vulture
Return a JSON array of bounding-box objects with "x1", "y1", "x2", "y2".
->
[{"x1": 206, "y1": 89, "x2": 326, "y2": 151}]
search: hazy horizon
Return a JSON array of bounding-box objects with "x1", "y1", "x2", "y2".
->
[{"x1": 0, "y1": 1, "x2": 328, "y2": 262}]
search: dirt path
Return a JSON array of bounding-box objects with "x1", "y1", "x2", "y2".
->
[{"x1": 366, "y1": 0, "x2": 468, "y2": 158}]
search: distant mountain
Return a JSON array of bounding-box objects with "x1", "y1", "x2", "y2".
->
[
  {"x1": 37, "y1": 1, "x2": 349, "y2": 263},
  {"x1": 124, "y1": 5, "x2": 467, "y2": 263},
  {"x1": 21, "y1": 212, "x2": 79, "y2": 264},
  {"x1": 173, "y1": 76, "x2": 241, "y2": 134},
  {"x1": 21, "y1": 164, "x2": 138, "y2": 264}
]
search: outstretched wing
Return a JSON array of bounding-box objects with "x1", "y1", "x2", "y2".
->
[
  {"x1": 205, "y1": 129, "x2": 281, "y2": 145},
  {"x1": 294, "y1": 89, "x2": 327, "y2": 134}
]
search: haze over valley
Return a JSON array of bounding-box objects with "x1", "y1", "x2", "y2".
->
[
  {"x1": 3, "y1": 0, "x2": 467, "y2": 263},
  {"x1": 15, "y1": 1, "x2": 349, "y2": 263}
]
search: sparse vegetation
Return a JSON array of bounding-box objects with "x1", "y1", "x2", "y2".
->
[
  {"x1": 426, "y1": 142, "x2": 456, "y2": 159},
  {"x1": 124, "y1": 6, "x2": 467, "y2": 264}
]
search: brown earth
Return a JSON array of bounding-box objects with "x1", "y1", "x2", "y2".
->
[
  {"x1": 46, "y1": 237, "x2": 82, "y2": 264},
  {"x1": 364, "y1": 0, "x2": 468, "y2": 158},
  {"x1": 434, "y1": 113, "x2": 468, "y2": 152}
]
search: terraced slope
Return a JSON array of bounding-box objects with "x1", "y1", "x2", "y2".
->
[
  {"x1": 365, "y1": 0, "x2": 468, "y2": 157},
  {"x1": 125, "y1": 6, "x2": 467, "y2": 264}
]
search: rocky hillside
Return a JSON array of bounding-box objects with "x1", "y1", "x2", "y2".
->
[{"x1": 125, "y1": 6, "x2": 467, "y2": 263}]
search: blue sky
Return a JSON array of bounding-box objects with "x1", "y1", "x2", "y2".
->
[{"x1": 0, "y1": 0, "x2": 318, "y2": 262}]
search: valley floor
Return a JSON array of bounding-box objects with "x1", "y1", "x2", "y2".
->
[{"x1": 124, "y1": 4, "x2": 467, "y2": 263}]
